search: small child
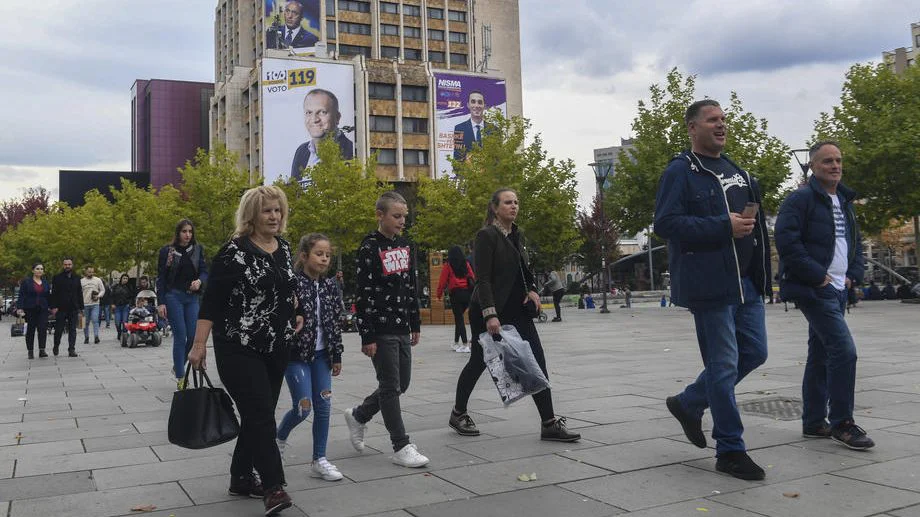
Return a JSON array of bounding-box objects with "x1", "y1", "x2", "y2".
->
[
  {"x1": 343, "y1": 191, "x2": 428, "y2": 468},
  {"x1": 276, "y1": 233, "x2": 344, "y2": 482},
  {"x1": 128, "y1": 297, "x2": 151, "y2": 322}
]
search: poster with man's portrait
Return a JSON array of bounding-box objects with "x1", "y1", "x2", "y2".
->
[
  {"x1": 261, "y1": 58, "x2": 355, "y2": 187},
  {"x1": 264, "y1": 0, "x2": 322, "y2": 55},
  {"x1": 434, "y1": 73, "x2": 507, "y2": 178}
]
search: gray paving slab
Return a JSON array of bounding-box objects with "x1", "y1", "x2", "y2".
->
[
  {"x1": 793, "y1": 428, "x2": 920, "y2": 462},
  {"x1": 83, "y1": 431, "x2": 171, "y2": 452},
  {"x1": 15, "y1": 447, "x2": 159, "y2": 477},
  {"x1": 432, "y1": 453, "x2": 609, "y2": 495},
  {"x1": 560, "y1": 438, "x2": 713, "y2": 473},
  {"x1": 614, "y1": 499, "x2": 768, "y2": 516},
  {"x1": 834, "y1": 455, "x2": 920, "y2": 492},
  {"x1": 446, "y1": 433, "x2": 605, "y2": 462},
  {"x1": 408, "y1": 485, "x2": 621, "y2": 517},
  {"x1": 92, "y1": 454, "x2": 230, "y2": 490},
  {"x1": 9, "y1": 482, "x2": 191, "y2": 517},
  {"x1": 0, "y1": 439, "x2": 84, "y2": 462},
  {"x1": 125, "y1": 499, "x2": 310, "y2": 517},
  {"x1": 684, "y1": 444, "x2": 873, "y2": 484},
  {"x1": 0, "y1": 471, "x2": 96, "y2": 501},
  {"x1": 892, "y1": 504, "x2": 920, "y2": 517}
]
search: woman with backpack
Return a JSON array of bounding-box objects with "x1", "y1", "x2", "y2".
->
[{"x1": 437, "y1": 245, "x2": 475, "y2": 353}]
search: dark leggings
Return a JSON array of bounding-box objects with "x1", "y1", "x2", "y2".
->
[
  {"x1": 24, "y1": 308, "x2": 48, "y2": 352},
  {"x1": 454, "y1": 301, "x2": 555, "y2": 421},
  {"x1": 552, "y1": 289, "x2": 564, "y2": 319},
  {"x1": 449, "y1": 288, "x2": 471, "y2": 344}
]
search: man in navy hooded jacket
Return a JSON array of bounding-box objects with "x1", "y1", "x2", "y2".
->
[
  {"x1": 774, "y1": 141, "x2": 874, "y2": 451},
  {"x1": 654, "y1": 99, "x2": 772, "y2": 481}
]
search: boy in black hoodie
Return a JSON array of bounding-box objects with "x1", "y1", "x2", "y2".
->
[{"x1": 344, "y1": 191, "x2": 428, "y2": 468}]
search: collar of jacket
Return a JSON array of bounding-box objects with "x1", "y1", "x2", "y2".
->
[{"x1": 807, "y1": 175, "x2": 857, "y2": 203}]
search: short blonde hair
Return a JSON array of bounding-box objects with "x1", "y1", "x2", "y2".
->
[{"x1": 234, "y1": 185, "x2": 289, "y2": 237}]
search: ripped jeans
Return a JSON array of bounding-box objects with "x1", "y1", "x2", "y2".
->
[{"x1": 277, "y1": 349, "x2": 333, "y2": 460}]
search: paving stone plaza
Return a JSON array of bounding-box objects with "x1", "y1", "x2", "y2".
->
[{"x1": 1, "y1": 300, "x2": 919, "y2": 517}]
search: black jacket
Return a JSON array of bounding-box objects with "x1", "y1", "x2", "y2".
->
[
  {"x1": 110, "y1": 283, "x2": 134, "y2": 306},
  {"x1": 354, "y1": 231, "x2": 421, "y2": 345},
  {"x1": 775, "y1": 176, "x2": 863, "y2": 302},
  {"x1": 49, "y1": 270, "x2": 84, "y2": 312},
  {"x1": 471, "y1": 224, "x2": 538, "y2": 318}
]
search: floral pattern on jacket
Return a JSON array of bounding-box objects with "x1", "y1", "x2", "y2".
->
[
  {"x1": 291, "y1": 273, "x2": 344, "y2": 366},
  {"x1": 199, "y1": 236, "x2": 299, "y2": 354}
]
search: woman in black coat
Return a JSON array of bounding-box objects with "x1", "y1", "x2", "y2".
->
[{"x1": 16, "y1": 262, "x2": 51, "y2": 359}]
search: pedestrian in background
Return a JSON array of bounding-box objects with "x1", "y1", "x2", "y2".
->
[
  {"x1": 49, "y1": 257, "x2": 83, "y2": 357},
  {"x1": 437, "y1": 245, "x2": 475, "y2": 353},
  {"x1": 80, "y1": 266, "x2": 105, "y2": 345},
  {"x1": 544, "y1": 269, "x2": 566, "y2": 322},
  {"x1": 111, "y1": 274, "x2": 133, "y2": 340},
  {"x1": 16, "y1": 262, "x2": 51, "y2": 359},
  {"x1": 188, "y1": 186, "x2": 302, "y2": 515}
]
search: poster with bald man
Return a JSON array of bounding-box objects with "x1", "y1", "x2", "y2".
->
[
  {"x1": 264, "y1": 0, "x2": 321, "y2": 55},
  {"x1": 434, "y1": 73, "x2": 507, "y2": 178},
  {"x1": 261, "y1": 58, "x2": 355, "y2": 187}
]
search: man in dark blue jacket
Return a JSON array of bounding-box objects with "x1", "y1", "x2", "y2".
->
[
  {"x1": 654, "y1": 99, "x2": 772, "y2": 481},
  {"x1": 775, "y1": 141, "x2": 874, "y2": 450}
]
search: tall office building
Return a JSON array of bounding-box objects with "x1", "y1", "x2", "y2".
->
[
  {"x1": 131, "y1": 79, "x2": 214, "y2": 189},
  {"x1": 882, "y1": 21, "x2": 919, "y2": 73},
  {"x1": 211, "y1": 0, "x2": 522, "y2": 183}
]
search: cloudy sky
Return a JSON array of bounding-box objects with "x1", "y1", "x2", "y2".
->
[{"x1": 0, "y1": 0, "x2": 916, "y2": 207}]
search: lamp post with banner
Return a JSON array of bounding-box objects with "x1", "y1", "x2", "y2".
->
[{"x1": 589, "y1": 161, "x2": 613, "y2": 314}]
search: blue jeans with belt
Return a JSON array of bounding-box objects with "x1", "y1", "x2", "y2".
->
[
  {"x1": 677, "y1": 277, "x2": 768, "y2": 455},
  {"x1": 277, "y1": 349, "x2": 334, "y2": 460},
  {"x1": 798, "y1": 284, "x2": 857, "y2": 429},
  {"x1": 164, "y1": 290, "x2": 199, "y2": 379}
]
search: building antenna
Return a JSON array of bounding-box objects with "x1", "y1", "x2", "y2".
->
[{"x1": 479, "y1": 24, "x2": 492, "y2": 72}]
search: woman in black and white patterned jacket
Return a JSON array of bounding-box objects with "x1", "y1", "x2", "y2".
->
[{"x1": 188, "y1": 185, "x2": 304, "y2": 516}]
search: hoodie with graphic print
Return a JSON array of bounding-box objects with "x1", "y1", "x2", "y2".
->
[{"x1": 354, "y1": 230, "x2": 421, "y2": 346}]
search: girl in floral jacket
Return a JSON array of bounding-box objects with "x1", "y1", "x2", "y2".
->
[{"x1": 276, "y1": 233, "x2": 345, "y2": 481}]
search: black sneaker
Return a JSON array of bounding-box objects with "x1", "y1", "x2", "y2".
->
[
  {"x1": 541, "y1": 416, "x2": 580, "y2": 442},
  {"x1": 263, "y1": 486, "x2": 292, "y2": 515},
  {"x1": 94, "y1": 336, "x2": 100, "y2": 344},
  {"x1": 831, "y1": 420, "x2": 875, "y2": 450},
  {"x1": 228, "y1": 472, "x2": 264, "y2": 498},
  {"x1": 802, "y1": 422, "x2": 832, "y2": 439},
  {"x1": 28, "y1": 351, "x2": 34, "y2": 360},
  {"x1": 449, "y1": 410, "x2": 480, "y2": 436},
  {"x1": 53, "y1": 345, "x2": 59, "y2": 356},
  {"x1": 38, "y1": 350, "x2": 48, "y2": 358},
  {"x1": 68, "y1": 350, "x2": 79, "y2": 357},
  {"x1": 716, "y1": 451, "x2": 765, "y2": 481},
  {"x1": 84, "y1": 337, "x2": 89, "y2": 344},
  {"x1": 551, "y1": 316, "x2": 562, "y2": 322},
  {"x1": 666, "y1": 396, "x2": 707, "y2": 448}
]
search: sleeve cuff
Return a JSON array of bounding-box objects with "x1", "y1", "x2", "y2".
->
[{"x1": 482, "y1": 306, "x2": 497, "y2": 320}]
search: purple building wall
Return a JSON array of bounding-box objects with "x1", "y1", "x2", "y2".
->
[{"x1": 131, "y1": 79, "x2": 214, "y2": 189}]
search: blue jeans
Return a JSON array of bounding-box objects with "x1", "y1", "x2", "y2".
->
[
  {"x1": 798, "y1": 285, "x2": 857, "y2": 429},
  {"x1": 83, "y1": 305, "x2": 101, "y2": 339},
  {"x1": 114, "y1": 305, "x2": 130, "y2": 334},
  {"x1": 678, "y1": 277, "x2": 768, "y2": 454},
  {"x1": 277, "y1": 350, "x2": 333, "y2": 460},
  {"x1": 164, "y1": 290, "x2": 199, "y2": 379},
  {"x1": 101, "y1": 304, "x2": 112, "y2": 326}
]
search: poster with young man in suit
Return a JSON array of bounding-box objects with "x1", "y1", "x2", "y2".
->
[
  {"x1": 261, "y1": 58, "x2": 355, "y2": 187},
  {"x1": 434, "y1": 73, "x2": 506, "y2": 178},
  {"x1": 264, "y1": 0, "x2": 321, "y2": 55}
]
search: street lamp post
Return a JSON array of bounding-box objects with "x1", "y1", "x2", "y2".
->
[
  {"x1": 790, "y1": 148, "x2": 810, "y2": 184},
  {"x1": 589, "y1": 161, "x2": 613, "y2": 314}
]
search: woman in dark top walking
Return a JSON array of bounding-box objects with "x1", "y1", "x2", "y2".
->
[
  {"x1": 16, "y1": 262, "x2": 51, "y2": 359},
  {"x1": 437, "y1": 245, "x2": 475, "y2": 353},
  {"x1": 447, "y1": 188, "x2": 580, "y2": 442},
  {"x1": 188, "y1": 185, "x2": 303, "y2": 516}
]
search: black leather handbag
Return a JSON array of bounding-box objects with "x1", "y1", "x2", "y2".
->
[{"x1": 168, "y1": 365, "x2": 240, "y2": 449}]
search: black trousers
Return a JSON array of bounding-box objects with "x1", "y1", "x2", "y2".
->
[
  {"x1": 455, "y1": 301, "x2": 555, "y2": 421},
  {"x1": 214, "y1": 340, "x2": 288, "y2": 489},
  {"x1": 53, "y1": 309, "x2": 79, "y2": 352},
  {"x1": 552, "y1": 289, "x2": 565, "y2": 319},
  {"x1": 449, "y1": 288, "x2": 471, "y2": 344},
  {"x1": 353, "y1": 334, "x2": 412, "y2": 451},
  {"x1": 24, "y1": 308, "x2": 48, "y2": 352}
]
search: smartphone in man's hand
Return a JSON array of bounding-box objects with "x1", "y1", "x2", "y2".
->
[{"x1": 741, "y1": 202, "x2": 759, "y2": 218}]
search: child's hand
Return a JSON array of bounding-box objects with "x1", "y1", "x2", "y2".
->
[
  {"x1": 332, "y1": 363, "x2": 342, "y2": 376},
  {"x1": 362, "y1": 343, "x2": 376, "y2": 358},
  {"x1": 294, "y1": 315, "x2": 304, "y2": 333},
  {"x1": 411, "y1": 332, "x2": 420, "y2": 346}
]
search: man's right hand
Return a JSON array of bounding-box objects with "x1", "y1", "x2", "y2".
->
[
  {"x1": 362, "y1": 343, "x2": 377, "y2": 358},
  {"x1": 819, "y1": 274, "x2": 833, "y2": 288},
  {"x1": 730, "y1": 213, "x2": 755, "y2": 238}
]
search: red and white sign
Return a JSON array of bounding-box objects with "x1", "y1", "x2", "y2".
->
[{"x1": 380, "y1": 247, "x2": 410, "y2": 276}]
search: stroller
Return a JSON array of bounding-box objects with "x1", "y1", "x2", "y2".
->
[{"x1": 121, "y1": 290, "x2": 162, "y2": 348}]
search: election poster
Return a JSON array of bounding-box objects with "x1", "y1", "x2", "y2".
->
[
  {"x1": 264, "y1": 0, "x2": 322, "y2": 55},
  {"x1": 433, "y1": 73, "x2": 507, "y2": 178}
]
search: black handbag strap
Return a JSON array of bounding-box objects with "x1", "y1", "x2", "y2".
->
[{"x1": 181, "y1": 362, "x2": 215, "y2": 390}]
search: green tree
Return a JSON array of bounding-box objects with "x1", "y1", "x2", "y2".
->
[
  {"x1": 609, "y1": 68, "x2": 791, "y2": 236},
  {"x1": 279, "y1": 137, "x2": 385, "y2": 262},
  {"x1": 413, "y1": 113, "x2": 581, "y2": 271},
  {"x1": 178, "y1": 145, "x2": 252, "y2": 252},
  {"x1": 109, "y1": 180, "x2": 182, "y2": 275},
  {"x1": 813, "y1": 62, "x2": 920, "y2": 237}
]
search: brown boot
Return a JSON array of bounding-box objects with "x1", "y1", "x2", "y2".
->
[{"x1": 263, "y1": 486, "x2": 292, "y2": 515}]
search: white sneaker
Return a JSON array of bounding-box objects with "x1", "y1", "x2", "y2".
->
[
  {"x1": 343, "y1": 408, "x2": 366, "y2": 452},
  {"x1": 455, "y1": 345, "x2": 471, "y2": 353},
  {"x1": 276, "y1": 439, "x2": 287, "y2": 461},
  {"x1": 311, "y1": 457, "x2": 344, "y2": 481},
  {"x1": 451, "y1": 341, "x2": 461, "y2": 351},
  {"x1": 391, "y1": 443, "x2": 429, "y2": 468}
]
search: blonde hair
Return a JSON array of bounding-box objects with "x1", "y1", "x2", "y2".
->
[{"x1": 234, "y1": 185, "x2": 289, "y2": 237}]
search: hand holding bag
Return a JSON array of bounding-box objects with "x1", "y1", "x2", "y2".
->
[
  {"x1": 168, "y1": 364, "x2": 240, "y2": 449},
  {"x1": 10, "y1": 316, "x2": 25, "y2": 337},
  {"x1": 480, "y1": 326, "x2": 550, "y2": 406}
]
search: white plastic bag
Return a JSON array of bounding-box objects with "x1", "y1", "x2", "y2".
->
[{"x1": 479, "y1": 325, "x2": 550, "y2": 406}]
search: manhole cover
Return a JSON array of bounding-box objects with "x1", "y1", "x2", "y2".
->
[{"x1": 739, "y1": 397, "x2": 803, "y2": 421}]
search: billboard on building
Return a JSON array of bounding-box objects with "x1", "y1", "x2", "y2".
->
[
  {"x1": 264, "y1": 0, "x2": 321, "y2": 56},
  {"x1": 261, "y1": 57, "x2": 356, "y2": 186},
  {"x1": 434, "y1": 73, "x2": 507, "y2": 178}
]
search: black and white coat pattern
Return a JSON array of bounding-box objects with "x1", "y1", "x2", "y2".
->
[{"x1": 291, "y1": 273, "x2": 344, "y2": 366}]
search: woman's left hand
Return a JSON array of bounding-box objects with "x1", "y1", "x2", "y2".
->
[
  {"x1": 332, "y1": 363, "x2": 342, "y2": 376},
  {"x1": 524, "y1": 290, "x2": 541, "y2": 311},
  {"x1": 189, "y1": 279, "x2": 202, "y2": 292},
  {"x1": 294, "y1": 315, "x2": 304, "y2": 333}
]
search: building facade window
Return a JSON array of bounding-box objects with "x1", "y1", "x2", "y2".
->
[
  {"x1": 403, "y1": 149, "x2": 429, "y2": 165},
  {"x1": 339, "y1": 22, "x2": 371, "y2": 35},
  {"x1": 404, "y1": 26, "x2": 421, "y2": 39},
  {"x1": 368, "y1": 82, "x2": 396, "y2": 99},
  {"x1": 448, "y1": 10, "x2": 467, "y2": 22},
  {"x1": 326, "y1": 20, "x2": 336, "y2": 38},
  {"x1": 427, "y1": 7, "x2": 443, "y2": 19},
  {"x1": 449, "y1": 31, "x2": 467, "y2": 43},
  {"x1": 339, "y1": 44, "x2": 371, "y2": 57},
  {"x1": 380, "y1": 23, "x2": 399, "y2": 36},
  {"x1": 370, "y1": 115, "x2": 396, "y2": 132},
  {"x1": 403, "y1": 117, "x2": 428, "y2": 134},
  {"x1": 428, "y1": 50, "x2": 445, "y2": 62},
  {"x1": 403, "y1": 5, "x2": 421, "y2": 17},
  {"x1": 404, "y1": 48, "x2": 422, "y2": 61},
  {"x1": 402, "y1": 85, "x2": 427, "y2": 101},
  {"x1": 373, "y1": 148, "x2": 397, "y2": 164},
  {"x1": 380, "y1": 2, "x2": 399, "y2": 14},
  {"x1": 381, "y1": 46, "x2": 399, "y2": 58},
  {"x1": 340, "y1": 0, "x2": 370, "y2": 13},
  {"x1": 428, "y1": 28, "x2": 444, "y2": 41},
  {"x1": 326, "y1": 0, "x2": 335, "y2": 13},
  {"x1": 450, "y1": 53, "x2": 467, "y2": 65}
]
